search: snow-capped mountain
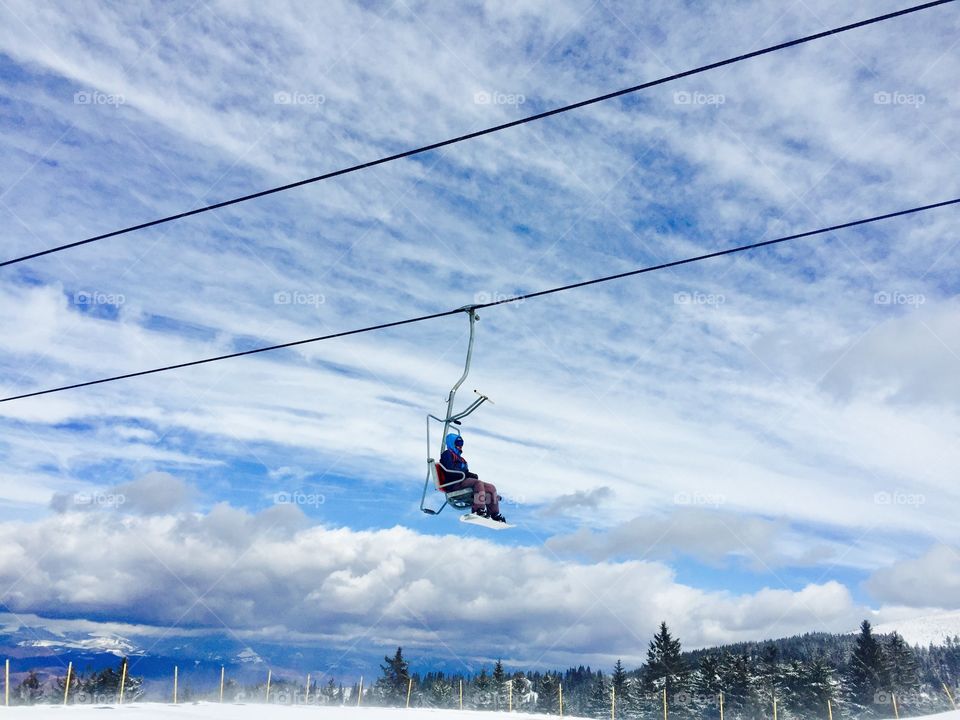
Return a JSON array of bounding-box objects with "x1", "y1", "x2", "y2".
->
[{"x1": 18, "y1": 632, "x2": 142, "y2": 657}]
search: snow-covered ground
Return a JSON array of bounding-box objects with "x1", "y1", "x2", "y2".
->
[
  {"x1": 876, "y1": 611, "x2": 960, "y2": 647},
  {"x1": 0, "y1": 705, "x2": 957, "y2": 720},
  {"x1": 0, "y1": 706, "x2": 581, "y2": 720}
]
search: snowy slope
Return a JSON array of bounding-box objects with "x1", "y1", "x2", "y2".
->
[
  {"x1": 0, "y1": 704, "x2": 956, "y2": 720},
  {"x1": 875, "y1": 611, "x2": 960, "y2": 647}
]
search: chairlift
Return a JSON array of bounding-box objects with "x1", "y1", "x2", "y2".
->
[{"x1": 420, "y1": 306, "x2": 492, "y2": 516}]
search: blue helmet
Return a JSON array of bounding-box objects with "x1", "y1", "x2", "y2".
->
[{"x1": 445, "y1": 433, "x2": 464, "y2": 452}]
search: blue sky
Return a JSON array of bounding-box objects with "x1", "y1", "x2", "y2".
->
[{"x1": 1, "y1": 0, "x2": 959, "y2": 670}]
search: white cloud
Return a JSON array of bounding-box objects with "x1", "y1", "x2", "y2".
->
[
  {"x1": 866, "y1": 545, "x2": 960, "y2": 608},
  {"x1": 0, "y1": 500, "x2": 863, "y2": 664}
]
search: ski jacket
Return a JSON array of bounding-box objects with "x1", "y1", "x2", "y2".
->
[{"x1": 439, "y1": 448, "x2": 468, "y2": 477}]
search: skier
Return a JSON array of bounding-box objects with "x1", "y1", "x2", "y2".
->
[{"x1": 439, "y1": 434, "x2": 506, "y2": 522}]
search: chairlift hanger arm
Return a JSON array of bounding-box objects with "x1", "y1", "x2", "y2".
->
[{"x1": 441, "y1": 307, "x2": 480, "y2": 450}]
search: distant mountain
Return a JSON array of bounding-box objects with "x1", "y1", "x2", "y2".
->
[
  {"x1": 16, "y1": 631, "x2": 140, "y2": 657},
  {"x1": 0, "y1": 620, "x2": 450, "y2": 691}
]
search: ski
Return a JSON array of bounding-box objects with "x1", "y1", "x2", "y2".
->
[{"x1": 459, "y1": 513, "x2": 513, "y2": 530}]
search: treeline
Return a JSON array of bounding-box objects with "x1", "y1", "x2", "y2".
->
[
  {"x1": 9, "y1": 619, "x2": 960, "y2": 719},
  {"x1": 364, "y1": 621, "x2": 960, "y2": 719},
  {"x1": 10, "y1": 663, "x2": 142, "y2": 705}
]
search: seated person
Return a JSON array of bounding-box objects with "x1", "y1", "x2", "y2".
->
[{"x1": 439, "y1": 433, "x2": 506, "y2": 522}]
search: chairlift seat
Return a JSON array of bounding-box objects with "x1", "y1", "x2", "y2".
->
[{"x1": 432, "y1": 462, "x2": 474, "y2": 509}]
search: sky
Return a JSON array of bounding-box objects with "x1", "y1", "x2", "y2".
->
[{"x1": 0, "y1": 0, "x2": 959, "y2": 674}]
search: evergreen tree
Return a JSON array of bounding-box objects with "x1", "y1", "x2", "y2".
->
[
  {"x1": 644, "y1": 621, "x2": 689, "y2": 698},
  {"x1": 887, "y1": 632, "x2": 919, "y2": 696},
  {"x1": 846, "y1": 620, "x2": 890, "y2": 716},
  {"x1": 759, "y1": 644, "x2": 781, "y2": 695},
  {"x1": 321, "y1": 677, "x2": 341, "y2": 705},
  {"x1": 375, "y1": 647, "x2": 410, "y2": 706},
  {"x1": 15, "y1": 670, "x2": 43, "y2": 705},
  {"x1": 511, "y1": 672, "x2": 535, "y2": 711},
  {"x1": 621, "y1": 676, "x2": 648, "y2": 720},
  {"x1": 82, "y1": 660, "x2": 142, "y2": 703},
  {"x1": 588, "y1": 673, "x2": 610, "y2": 719},
  {"x1": 720, "y1": 653, "x2": 757, "y2": 719},
  {"x1": 795, "y1": 656, "x2": 836, "y2": 717},
  {"x1": 473, "y1": 668, "x2": 493, "y2": 709},
  {"x1": 758, "y1": 645, "x2": 782, "y2": 718},
  {"x1": 428, "y1": 678, "x2": 453, "y2": 708},
  {"x1": 538, "y1": 672, "x2": 561, "y2": 714},
  {"x1": 611, "y1": 658, "x2": 628, "y2": 713},
  {"x1": 493, "y1": 659, "x2": 508, "y2": 710},
  {"x1": 694, "y1": 654, "x2": 724, "y2": 720}
]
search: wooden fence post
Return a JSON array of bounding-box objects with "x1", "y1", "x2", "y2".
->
[
  {"x1": 119, "y1": 659, "x2": 127, "y2": 704},
  {"x1": 719, "y1": 691, "x2": 724, "y2": 720},
  {"x1": 406, "y1": 676, "x2": 413, "y2": 708},
  {"x1": 357, "y1": 676, "x2": 363, "y2": 707},
  {"x1": 219, "y1": 666, "x2": 225, "y2": 703},
  {"x1": 266, "y1": 669, "x2": 272, "y2": 703},
  {"x1": 173, "y1": 665, "x2": 178, "y2": 704},
  {"x1": 63, "y1": 661, "x2": 73, "y2": 706},
  {"x1": 944, "y1": 682, "x2": 957, "y2": 710},
  {"x1": 509, "y1": 679, "x2": 513, "y2": 712},
  {"x1": 892, "y1": 692, "x2": 899, "y2": 720},
  {"x1": 827, "y1": 698, "x2": 833, "y2": 720},
  {"x1": 459, "y1": 679, "x2": 463, "y2": 710}
]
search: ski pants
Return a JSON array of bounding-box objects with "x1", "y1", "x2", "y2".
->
[{"x1": 454, "y1": 473, "x2": 500, "y2": 514}]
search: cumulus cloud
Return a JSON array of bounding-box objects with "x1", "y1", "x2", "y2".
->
[
  {"x1": 0, "y1": 502, "x2": 862, "y2": 665},
  {"x1": 866, "y1": 545, "x2": 960, "y2": 608}
]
